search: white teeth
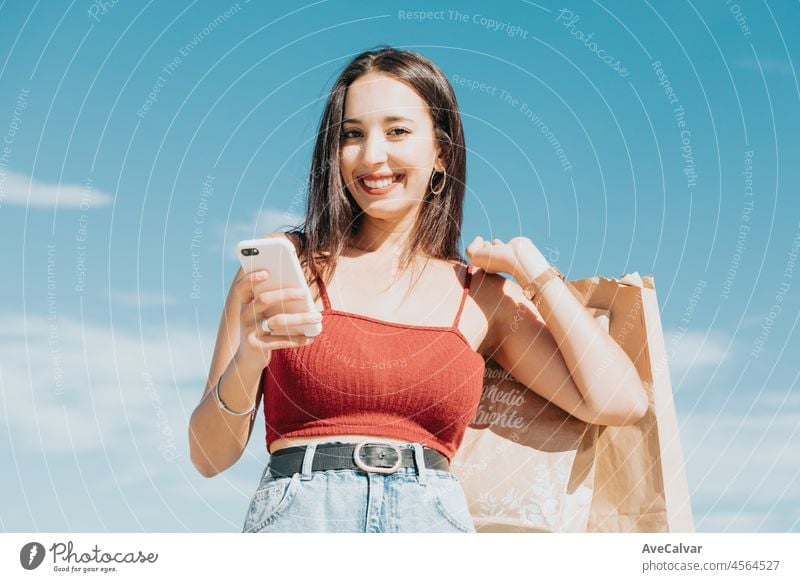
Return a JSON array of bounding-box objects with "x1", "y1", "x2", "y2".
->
[{"x1": 362, "y1": 176, "x2": 395, "y2": 189}]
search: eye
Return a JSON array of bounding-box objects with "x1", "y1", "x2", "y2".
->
[{"x1": 340, "y1": 127, "x2": 410, "y2": 140}]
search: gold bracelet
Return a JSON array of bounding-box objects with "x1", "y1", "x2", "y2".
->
[{"x1": 522, "y1": 266, "x2": 565, "y2": 310}]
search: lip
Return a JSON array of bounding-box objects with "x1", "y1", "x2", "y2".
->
[
  {"x1": 356, "y1": 173, "x2": 405, "y2": 196},
  {"x1": 358, "y1": 172, "x2": 399, "y2": 180}
]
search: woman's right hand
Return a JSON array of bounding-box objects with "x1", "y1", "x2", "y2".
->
[{"x1": 233, "y1": 269, "x2": 320, "y2": 366}]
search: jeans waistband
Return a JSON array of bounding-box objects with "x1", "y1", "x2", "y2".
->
[{"x1": 268, "y1": 441, "x2": 450, "y2": 484}]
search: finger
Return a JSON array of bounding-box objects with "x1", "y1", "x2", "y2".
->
[
  {"x1": 236, "y1": 270, "x2": 269, "y2": 304},
  {"x1": 254, "y1": 280, "x2": 309, "y2": 304},
  {"x1": 253, "y1": 286, "x2": 309, "y2": 314},
  {"x1": 264, "y1": 311, "x2": 322, "y2": 336},
  {"x1": 259, "y1": 333, "x2": 316, "y2": 350}
]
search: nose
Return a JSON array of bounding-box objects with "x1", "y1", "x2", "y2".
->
[{"x1": 360, "y1": 131, "x2": 388, "y2": 165}]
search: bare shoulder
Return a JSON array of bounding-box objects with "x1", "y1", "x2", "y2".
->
[
  {"x1": 468, "y1": 265, "x2": 517, "y2": 316},
  {"x1": 468, "y1": 266, "x2": 537, "y2": 356}
]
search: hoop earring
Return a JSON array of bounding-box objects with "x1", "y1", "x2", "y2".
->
[{"x1": 430, "y1": 167, "x2": 447, "y2": 196}]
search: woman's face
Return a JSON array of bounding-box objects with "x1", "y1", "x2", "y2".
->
[{"x1": 338, "y1": 72, "x2": 444, "y2": 221}]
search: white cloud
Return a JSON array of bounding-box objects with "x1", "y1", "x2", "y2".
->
[
  {"x1": 679, "y1": 411, "x2": 800, "y2": 532},
  {"x1": 736, "y1": 57, "x2": 796, "y2": 77},
  {"x1": 756, "y1": 390, "x2": 800, "y2": 410},
  {"x1": 0, "y1": 312, "x2": 209, "y2": 454},
  {"x1": 254, "y1": 208, "x2": 305, "y2": 235},
  {"x1": 695, "y1": 509, "x2": 793, "y2": 533},
  {"x1": 0, "y1": 310, "x2": 277, "y2": 531},
  {"x1": 0, "y1": 169, "x2": 113, "y2": 208},
  {"x1": 220, "y1": 208, "x2": 305, "y2": 262},
  {"x1": 663, "y1": 329, "x2": 730, "y2": 373},
  {"x1": 741, "y1": 313, "x2": 767, "y2": 329},
  {"x1": 112, "y1": 291, "x2": 176, "y2": 306}
]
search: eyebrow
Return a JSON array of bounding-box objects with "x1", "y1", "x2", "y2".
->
[{"x1": 341, "y1": 115, "x2": 416, "y2": 124}]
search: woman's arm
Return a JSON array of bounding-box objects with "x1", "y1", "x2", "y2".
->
[
  {"x1": 188, "y1": 231, "x2": 316, "y2": 477},
  {"x1": 188, "y1": 266, "x2": 267, "y2": 478},
  {"x1": 471, "y1": 236, "x2": 648, "y2": 426}
]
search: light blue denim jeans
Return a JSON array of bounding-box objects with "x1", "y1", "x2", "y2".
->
[{"x1": 241, "y1": 441, "x2": 476, "y2": 533}]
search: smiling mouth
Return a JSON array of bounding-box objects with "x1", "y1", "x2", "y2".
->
[{"x1": 357, "y1": 173, "x2": 405, "y2": 194}]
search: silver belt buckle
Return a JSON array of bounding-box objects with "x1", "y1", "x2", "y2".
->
[{"x1": 353, "y1": 440, "x2": 404, "y2": 474}]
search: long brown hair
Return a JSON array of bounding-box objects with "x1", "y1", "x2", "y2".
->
[{"x1": 286, "y1": 45, "x2": 468, "y2": 294}]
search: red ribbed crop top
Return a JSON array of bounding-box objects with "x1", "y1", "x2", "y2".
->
[{"x1": 261, "y1": 262, "x2": 486, "y2": 462}]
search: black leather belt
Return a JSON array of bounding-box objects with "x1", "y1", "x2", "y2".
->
[{"x1": 268, "y1": 441, "x2": 450, "y2": 478}]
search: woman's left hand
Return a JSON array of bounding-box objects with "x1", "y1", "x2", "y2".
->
[{"x1": 466, "y1": 235, "x2": 549, "y2": 278}]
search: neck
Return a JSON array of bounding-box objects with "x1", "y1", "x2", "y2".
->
[{"x1": 351, "y1": 216, "x2": 415, "y2": 256}]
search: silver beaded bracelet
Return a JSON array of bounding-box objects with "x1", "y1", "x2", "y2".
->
[{"x1": 213, "y1": 373, "x2": 256, "y2": 417}]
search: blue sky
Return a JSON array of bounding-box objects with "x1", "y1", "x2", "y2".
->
[{"x1": 1, "y1": 0, "x2": 798, "y2": 533}]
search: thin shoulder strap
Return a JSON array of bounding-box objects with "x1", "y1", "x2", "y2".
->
[
  {"x1": 314, "y1": 270, "x2": 331, "y2": 311},
  {"x1": 452, "y1": 263, "x2": 473, "y2": 329}
]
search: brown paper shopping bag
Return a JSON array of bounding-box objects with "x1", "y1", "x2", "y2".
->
[{"x1": 450, "y1": 272, "x2": 694, "y2": 533}]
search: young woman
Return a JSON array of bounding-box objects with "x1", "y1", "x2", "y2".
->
[{"x1": 188, "y1": 46, "x2": 648, "y2": 533}]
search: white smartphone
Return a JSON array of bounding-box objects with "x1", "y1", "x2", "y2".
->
[{"x1": 237, "y1": 236, "x2": 322, "y2": 337}]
